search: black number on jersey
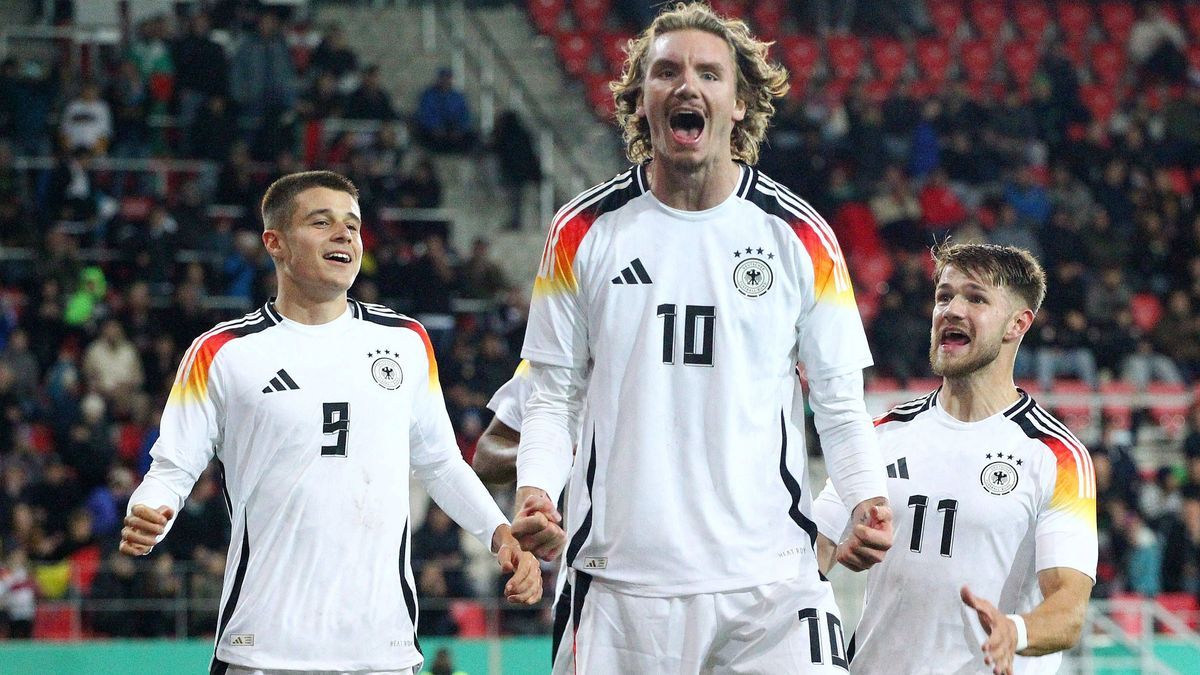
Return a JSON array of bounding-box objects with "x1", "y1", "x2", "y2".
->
[
  {"x1": 797, "y1": 608, "x2": 849, "y2": 670},
  {"x1": 656, "y1": 303, "x2": 715, "y2": 366},
  {"x1": 321, "y1": 402, "x2": 350, "y2": 457},
  {"x1": 907, "y1": 494, "x2": 958, "y2": 556}
]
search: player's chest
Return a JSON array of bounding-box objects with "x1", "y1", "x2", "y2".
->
[
  {"x1": 222, "y1": 334, "x2": 420, "y2": 437},
  {"x1": 882, "y1": 430, "x2": 1041, "y2": 549}
]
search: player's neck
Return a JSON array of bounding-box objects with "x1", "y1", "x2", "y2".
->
[
  {"x1": 938, "y1": 366, "x2": 1021, "y2": 423},
  {"x1": 647, "y1": 157, "x2": 741, "y2": 211},
  {"x1": 273, "y1": 286, "x2": 349, "y2": 325}
]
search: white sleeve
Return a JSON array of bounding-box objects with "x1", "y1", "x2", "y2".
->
[
  {"x1": 486, "y1": 360, "x2": 532, "y2": 430},
  {"x1": 127, "y1": 333, "x2": 227, "y2": 543},
  {"x1": 808, "y1": 370, "x2": 887, "y2": 511},
  {"x1": 408, "y1": 329, "x2": 508, "y2": 550},
  {"x1": 1035, "y1": 444, "x2": 1098, "y2": 581},
  {"x1": 811, "y1": 478, "x2": 853, "y2": 542},
  {"x1": 515, "y1": 362, "x2": 585, "y2": 503}
]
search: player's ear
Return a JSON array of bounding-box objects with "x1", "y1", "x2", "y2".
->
[
  {"x1": 1006, "y1": 307, "x2": 1035, "y2": 342},
  {"x1": 262, "y1": 228, "x2": 283, "y2": 259},
  {"x1": 733, "y1": 97, "x2": 746, "y2": 122}
]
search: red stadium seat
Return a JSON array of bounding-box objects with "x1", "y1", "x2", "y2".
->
[
  {"x1": 1079, "y1": 84, "x2": 1117, "y2": 125},
  {"x1": 450, "y1": 600, "x2": 488, "y2": 637},
  {"x1": 584, "y1": 73, "x2": 616, "y2": 119},
  {"x1": 969, "y1": 0, "x2": 1008, "y2": 39},
  {"x1": 1016, "y1": 379, "x2": 1041, "y2": 396},
  {"x1": 750, "y1": 0, "x2": 786, "y2": 41},
  {"x1": 1003, "y1": 41, "x2": 1041, "y2": 86},
  {"x1": 1061, "y1": 39, "x2": 1089, "y2": 69},
  {"x1": 849, "y1": 249, "x2": 893, "y2": 292},
  {"x1": 857, "y1": 290, "x2": 880, "y2": 327},
  {"x1": 1051, "y1": 380, "x2": 1095, "y2": 436},
  {"x1": 960, "y1": 39, "x2": 995, "y2": 82},
  {"x1": 1147, "y1": 382, "x2": 1188, "y2": 438},
  {"x1": 571, "y1": 0, "x2": 610, "y2": 34},
  {"x1": 1091, "y1": 41, "x2": 1127, "y2": 85},
  {"x1": 1187, "y1": 45, "x2": 1200, "y2": 74},
  {"x1": 1057, "y1": 1, "x2": 1095, "y2": 43},
  {"x1": 1157, "y1": 593, "x2": 1200, "y2": 633},
  {"x1": 777, "y1": 35, "x2": 822, "y2": 82},
  {"x1": 833, "y1": 201, "x2": 883, "y2": 261},
  {"x1": 1130, "y1": 293, "x2": 1163, "y2": 332},
  {"x1": 1013, "y1": 0, "x2": 1052, "y2": 40},
  {"x1": 927, "y1": 0, "x2": 964, "y2": 38},
  {"x1": 916, "y1": 38, "x2": 952, "y2": 83},
  {"x1": 864, "y1": 78, "x2": 893, "y2": 103},
  {"x1": 1185, "y1": 4, "x2": 1200, "y2": 40},
  {"x1": 827, "y1": 35, "x2": 865, "y2": 80},
  {"x1": 708, "y1": 0, "x2": 747, "y2": 20},
  {"x1": 1100, "y1": 380, "x2": 1135, "y2": 430},
  {"x1": 555, "y1": 31, "x2": 594, "y2": 77},
  {"x1": 600, "y1": 31, "x2": 633, "y2": 76},
  {"x1": 528, "y1": 0, "x2": 566, "y2": 35},
  {"x1": 871, "y1": 37, "x2": 908, "y2": 84},
  {"x1": 1099, "y1": 1, "x2": 1135, "y2": 43}
]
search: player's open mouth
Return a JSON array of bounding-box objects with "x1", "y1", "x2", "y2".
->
[
  {"x1": 669, "y1": 110, "x2": 704, "y2": 145},
  {"x1": 940, "y1": 328, "x2": 970, "y2": 347},
  {"x1": 324, "y1": 252, "x2": 352, "y2": 264}
]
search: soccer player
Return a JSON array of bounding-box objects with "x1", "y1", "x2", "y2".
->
[
  {"x1": 813, "y1": 243, "x2": 1097, "y2": 675},
  {"x1": 511, "y1": 3, "x2": 892, "y2": 672},
  {"x1": 119, "y1": 171, "x2": 541, "y2": 675}
]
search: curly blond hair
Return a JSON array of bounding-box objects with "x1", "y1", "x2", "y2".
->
[{"x1": 610, "y1": 2, "x2": 789, "y2": 166}]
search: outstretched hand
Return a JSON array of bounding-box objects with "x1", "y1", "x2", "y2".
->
[
  {"x1": 961, "y1": 585, "x2": 1018, "y2": 675},
  {"x1": 835, "y1": 498, "x2": 893, "y2": 572},
  {"x1": 119, "y1": 504, "x2": 175, "y2": 556},
  {"x1": 511, "y1": 488, "x2": 565, "y2": 561}
]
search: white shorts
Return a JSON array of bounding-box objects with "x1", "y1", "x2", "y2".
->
[
  {"x1": 225, "y1": 662, "x2": 417, "y2": 667},
  {"x1": 553, "y1": 570, "x2": 849, "y2": 674}
]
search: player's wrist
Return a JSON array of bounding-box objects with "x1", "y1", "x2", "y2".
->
[{"x1": 1007, "y1": 614, "x2": 1028, "y2": 652}]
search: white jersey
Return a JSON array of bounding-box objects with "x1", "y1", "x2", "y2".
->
[
  {"x1": 812, "y1": 390, "x2": 1098, "y2": 675},
  {"x1": 486, "y1": 359, "x2": 531, "y2": 430},
  {"x1": 130, "y1": 299, "x2": 507, "y2": 673},
  {"x1": 522, "y1": 164, "x2": 873, "y2": 595}
]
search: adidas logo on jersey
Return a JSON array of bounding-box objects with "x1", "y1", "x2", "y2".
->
[
  {"x1": 230, "y1": 634, "x2": 254, "y2": 646},
  {"x1": 611, "y1": 258, "x2": 653, "y2": 285},
  {"x1": 261, "y1": 369, "x2": 300, "y2": 394},
  {"x1": 583, "y1": 557, "x2": 608, "y2": 569},
  {"x1": 885, "y1": 457, "x2": 910, "y2": 479}
]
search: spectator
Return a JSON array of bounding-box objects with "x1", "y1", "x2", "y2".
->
[
  {"x1": 1160, "y1": 485, "x2": 1200, "y2": 595},
  {"x1": 105, "y1": 61, "x2": 149, "y2": 160},
  {"x1": 412, "y1": 503, "x2": 474, "y2": 636},
  {"x1": 45, "y1": 148, "x2": 99, "y2": 226},
  {"x1": 415, "y1": 68, "x2": 475, "y2": 152},
  {"x1": 869, "y1": 165, "x2": 923, "y2": 252},
  {"x1": 398, "y1": 158, "x2": 443, "y2": 209},
  {"x1": 88, "y1": 550, "x2": 140, "y2": 636},
  {"x1": 0, "y1": 329, "x2": 39, "y2": 401},
  {"x1": 987, "y1": 202, "x2": 1043, "y2": 262},
  {"x1": 1129, "y1": 2, "x2": 1187, "y2": 84},
  {"x1": 82, "y1": 318, "x2": 143, "y2": 399},
  {"x1": 171, "y1": 11, "x2": 229, "y2": 152},
  {"x1": 10, "y1": 59, "x2": 58, "y2": 156},
  {"x1": 917, "y1": 167, "x2": 965, "y2": 238},
  {"x1": 344, "y1": 64, "x2": 397, "y2": 121},
  {"x1": 457, "y1": 237, "x2": 509, "y2": 301},
  {"x1": 405, "y1": 234, "x2": 458, "y2": 356},
  {"x1": 229, "y1": 11, "x2": 298, "y2": 158},
  {"x1": 491, "y1": 110, "x2": 542, "y2": 230},
  {"x1": 1034, "y1": 309, "x2": 1099, "y2": 391},
  {"x1": 189, "y1": 95, "x2": 239, "y2": 163},
  {"x1": 1121, "y1": 336, "x2": 1184, "y2": 392},
  {"x1": 869, "y1": 291, "x2": 929, "y2": 385},
  {"x1": 1141, "y1": 466, "x2": 1184, "y2": 531},
  {"x1": 59, "y1": 81, "x2": 112, "y2": 156},
  {"x1": 0, "y1": 547, "x2": 34, "y2": 638},
  {"x1": 1003, "y1": 165, "x2": 1052, "y2": 228},
  {"x1": 1086, "y1": 267, "x2": 1134, "y2": 328},
  {"x1": 298, "y1": 71, "x2": 343, "y2": 121},
  {"x1": 310, "y1": 23, "x2": 360, "y2": 87}
]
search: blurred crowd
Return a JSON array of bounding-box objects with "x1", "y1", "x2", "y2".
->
[{"x1": 0, "y1": 0, "x2": 1198, "y2": 640}]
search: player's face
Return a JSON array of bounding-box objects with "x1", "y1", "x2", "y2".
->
[
  {"x1": 929, "y1": 265, "x2": 1020, "y2": 378},
  {"x1": 270, "y1": 186, "x2": 363, "y2": 300},
  {"x1": 637, "y1": 29, "x2": 746, "y2": 171}
]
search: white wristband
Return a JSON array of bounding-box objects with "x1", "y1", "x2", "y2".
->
[{"x1": 1007, "y1": 614, "x2": 1028, "y2": 652}]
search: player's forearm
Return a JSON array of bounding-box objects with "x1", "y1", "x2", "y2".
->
[
  {"x1": 809, "y1": 370, "x2": 887, "y2": 508},
  {"x1": 515, "y1": 363, "x2": 582, "y2": 500},
  {"x1": 473, "y1": 424, "x2": 520, "y2": 484},
  {"x1": 417, "y1": 455, "x2": 509, "y2": 549},
  {"x1": 815, "y1": 534, "x2": 837, "y2": 576},
  {"x1": 1020, "y1": 582, "x2": 1088, "y2": 655},
  {"x1": 127, "y1": 457, "x2": 195, "y2": 542}
]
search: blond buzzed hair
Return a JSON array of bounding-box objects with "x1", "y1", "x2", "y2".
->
[
  {"x1": 260, "y1": 170, "x2": 359, "y2": 231},
  {"x1": 611, "y1": 2, "x2": 789, "y2": 166},
  {"x1": 932, "y1": 243, "x2": 1047, "y2": 313}
]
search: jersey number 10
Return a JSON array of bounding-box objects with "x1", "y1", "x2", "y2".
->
[{"x1": 656, "y1": 303, "x2": 715, "y2": 366}]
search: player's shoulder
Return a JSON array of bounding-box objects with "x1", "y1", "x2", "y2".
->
[
  {"x1": 188, "y1": 303, "x2": 279, "y2": 353},
  {"x1": 349, "y1": 298, "x2": 426, "y2": 335},
  {"x1": 1004, "y1": 393, "x2": 1092, "y2": 459},
  {"x1": 742, "y1": 167, "x2": 829, "y2": 234},
  {"x1": 873, "y1": 388, "x2": 939, "y2": 427},
  {"x1": 552, "y1": 165, "x2": 647, "y2": 231}
]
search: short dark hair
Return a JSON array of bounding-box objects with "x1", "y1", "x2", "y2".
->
[
  {"x1": 260, "y1": 171, "x2": 359, "y2": 231},
  {"x1": 932, "y1": 243, "x2": 1046, "y2": 313}
]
